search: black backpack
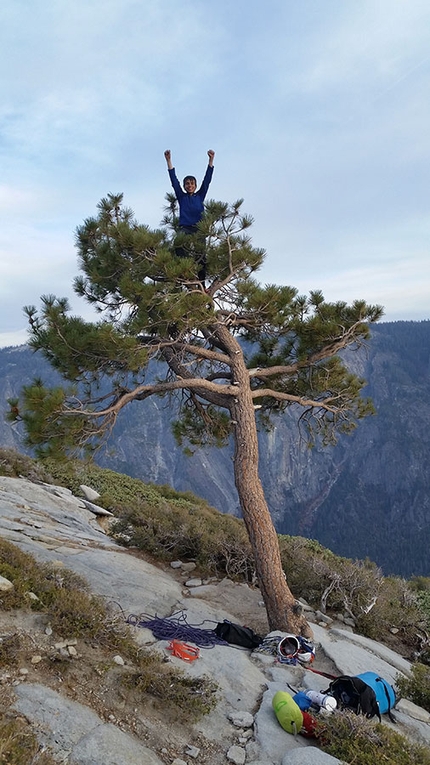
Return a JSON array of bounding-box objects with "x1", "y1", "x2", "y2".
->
[
  {"x1": 214, "y1": 620, "x2": 263, "y2": 649},
  {"x1": 323, "y1": 675, "x2": 382, "y2": 721}
]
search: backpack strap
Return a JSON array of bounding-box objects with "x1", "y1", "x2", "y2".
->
[{"x1": 376, "y1": 677, "x2": 397, "y2": 723}]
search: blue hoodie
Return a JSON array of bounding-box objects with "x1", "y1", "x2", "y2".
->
[{"x1": 168, "y1": 165, "x2": 214, "y2": 228}]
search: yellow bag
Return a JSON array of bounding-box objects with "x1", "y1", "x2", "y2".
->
[{"x1": 272, "y1": 691, "x2": 304, "y2": 735}]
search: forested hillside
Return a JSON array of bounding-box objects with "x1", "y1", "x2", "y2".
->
[{"x1": 1, "y1": 320, "x2": 429, "y2": 577}]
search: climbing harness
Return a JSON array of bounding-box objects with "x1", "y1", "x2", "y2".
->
[{"x1": 167, "y1": 639, "x2": 200, "y2": 662}]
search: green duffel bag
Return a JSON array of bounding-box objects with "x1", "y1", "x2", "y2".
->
[{"x1": 272, "y1": 691, "x2": 303, "y2": 735}]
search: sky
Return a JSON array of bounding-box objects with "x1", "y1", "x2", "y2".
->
[{"x1": 1, "y1": 0, "x2": 429, "y2": 348}]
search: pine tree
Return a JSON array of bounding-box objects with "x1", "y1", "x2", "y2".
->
[{"x1": 10, "y1": 193, "x2": 383, "y2": 634}]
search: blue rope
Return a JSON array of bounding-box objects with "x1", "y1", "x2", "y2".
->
[{"x1": 127, "y1": 609, "x2": 229, "y2": 648}]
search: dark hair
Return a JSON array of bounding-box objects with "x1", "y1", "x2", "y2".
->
[{"x1": 183, "y1": 175, "x2": 197, "y2": 187}]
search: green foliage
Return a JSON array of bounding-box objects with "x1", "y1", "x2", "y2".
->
[
  {"x1": 279, "y1": 535, "x2": 383, "y2": 615},
  {"x1": 0, "y1": 538, "x2": 114, "y2": 641},
  {"x1": 0, "y1": 447, "x2": 54, "y2": 481},
  {"x1": 122, "y1": 663, "x2": 218, "y2": 720},
  {"x1": 13, "y1": 192, "x2": 382, "y2": 459},
  {"x1": 40, "y1": 457, "x2": 172, "y2": 507},
  {"x1": 111, "y1": 498, "x2": 254, "y2": 580},
  {"x1": 172, "y1": 404, "x2": 232, "y2": 449},
  {"x1": 396, "y1": 663, "x2": 430, "y2": 712},
  {"x1": 0, "y1": 715, "x2": 57, "y2": 764},
  {"x1": 357, "y1": 576, "x2": 425, "y2": 651},
  {"x1": 0, "y1": 537, "x2": 219, "y2": 725},
  {"x1": 8, "y1": 378, "x2": 96, "y2": 458},
  {"x1": 417, "y1": 590, "x2": 430, "y2": 630},
  {"x1": 318, "y1": 710, "x2": 430, "y2": 764}
]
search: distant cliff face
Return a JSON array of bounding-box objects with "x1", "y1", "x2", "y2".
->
[{"x1": 1, "y1": 320, "x2": 430, "y2": 578}]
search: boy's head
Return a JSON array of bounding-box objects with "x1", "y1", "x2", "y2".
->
[{"x1": 183, "y1": 175, "x2": 197, "y2": 194}]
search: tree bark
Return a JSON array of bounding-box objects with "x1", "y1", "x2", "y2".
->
[{"x1": 216, "y1": 325, "x2": 312, "y2": 636}]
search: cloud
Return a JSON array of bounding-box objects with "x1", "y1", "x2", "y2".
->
[{"x1": 0, "y1": 0, "x2": 429, "y2": 349}]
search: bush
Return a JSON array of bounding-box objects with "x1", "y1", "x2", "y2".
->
[
  {"x1": 122, "y1": 658, "x2": 218, "y2": 720},
  {"x1": 279, "y1": 535, "x2": 383, "y2": 616},
  {"x1": 357, "y1": 576, "x2": 424, "y2": 650},
  {"x1": 0, "y1": 447, "x2": 53, "y2": 482},
  {"x1": 396, "y1": 663, "x2": 430, "y2": 713},
  {"x1": 110, "y1": 498, "x2": 254, "y2": 580},
  {"x1": 0, "y1": 715, "x2": 57, "y2": 764},
  {"x1": 318, "y1": 709, "x2": 430, "y2": 765}
]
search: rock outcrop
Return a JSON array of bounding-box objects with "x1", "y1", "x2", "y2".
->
[{"x1": 0, "y1": 476, "x2": 429, "y2": 764}]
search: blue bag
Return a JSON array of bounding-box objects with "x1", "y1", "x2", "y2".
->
[
  {"x1": 293, "y1": 691, "x2": 312, "y2": 711},
  {"x1": 356, "y1": 672, "x2": 397, "y2": 719}
]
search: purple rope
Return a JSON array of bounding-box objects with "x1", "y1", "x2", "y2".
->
[{"x1": 126, "y1": 609, "x2": 228, "y2": 648}]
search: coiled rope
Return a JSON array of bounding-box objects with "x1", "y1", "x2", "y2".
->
[{"x1": 126, "y1": 609, "x2": 228, "y2": 648}]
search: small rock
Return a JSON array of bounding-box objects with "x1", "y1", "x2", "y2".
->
[
  {"x1": 0, "y1": 575, "x2": 14, "y2": 591},
  {"x1": 185, "y1": 744, "x2": 200, "y2": 758},
  {"x1": 79, "y1": 484, "x2": 101, "y2": 502},
  {"x1": 170, "y1": 560, "x2": 183, "y2": 569},
  {"x1": 172, "y1": 760, "x2": 187, "y2": 765},
  {"x1": 181, "y1": 562, "x2": 197, "y2": 573},
  {"x1": 315, "y1": 611, "x2": 334, "y2": 625},
  {"x1": 30, "y1": 655, "x2": 43, "y2": 665},
  {"x1": 113, "y1": 654, "x2": 125, "y2": 666},
  {"x1": 25, "y1": 591, "x2": 40, "y2": 601},
  {"x1": 83, "y1": 499, "x2": 114, "y2": 517},
  {"x1": 228, "y1": 710, "x2": 254, "y2": 728},
  {"x1": 184, "y1": 578, "x2": 203, "y2": 587},
  {"x1": 19, "y1": 668, "x2": 29, "y2": 675},
  {"x1": 227, "y1": 745, "x2": 246, "y2": 765},
  {"x1": 45, "y1": 624, "x2": 52, "y2": 636},
  {"x1": 390, "y1": 627, "x2": 399, "y2": 634},
  {"x1": 343, "y1": 617, "x2": 356, "y2": 628},
  {"x1": 67, "y1": 646, "x2": 77, "y2": 657}
]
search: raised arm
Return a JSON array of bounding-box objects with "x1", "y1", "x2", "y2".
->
[
  {"x1": 164, "y1": 149, "x2": 173, "y2": 170},
  {"x1": 207, "y1": 149, "x2": 215, "y2": 167}
]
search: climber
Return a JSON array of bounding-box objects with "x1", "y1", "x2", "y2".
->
[{"x1": 164, "y1": 149, "x2": 215, "y2": 284}]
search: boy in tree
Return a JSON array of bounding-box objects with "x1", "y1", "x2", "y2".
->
[{"x1": 164, "y1": 149, "x2": 215, "y2": 284}]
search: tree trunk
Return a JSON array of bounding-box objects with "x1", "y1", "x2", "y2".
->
[{"x1": 217, "y1": 326, "x2": 312, "y2": 636}]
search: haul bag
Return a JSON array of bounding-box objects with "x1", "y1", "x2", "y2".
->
[{"x1": 356, "y1": 672, "x2": 397, "y2": 717}]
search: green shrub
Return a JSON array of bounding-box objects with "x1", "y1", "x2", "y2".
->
[
  {"x1": 318, "y1": 710, "x2": 430, "y2": 765},
  {"x1": 0, "y1": 447, "x2": 53, "y2": 482},
  {"x1": 111, "y1": 499, "x2": 254, "y2": 580},
  {"x1": 0, "y1": 715, "x2": 57, "y2": 764},
  {"x1": 357, "y1": 576, "x2": 424, "y2": 650},
  {"x1": 396, "y1": 663, "x2": 430, "y2": 713},
  {"x1": 122, "y1": 659, "x2": 218, "y2": 720}
]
